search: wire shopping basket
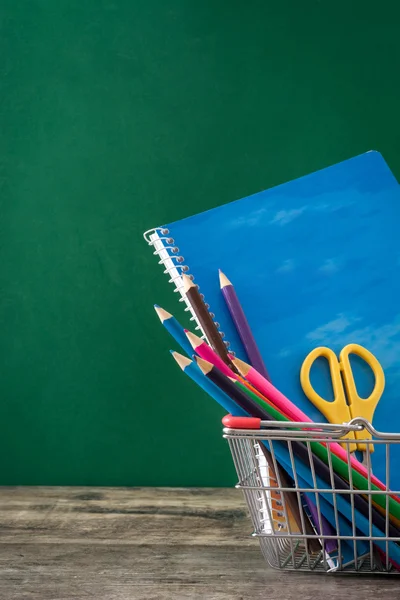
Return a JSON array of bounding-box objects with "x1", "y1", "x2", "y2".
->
[{"x1": 223, "y1": 416, "x2": 400, "y2": 574}]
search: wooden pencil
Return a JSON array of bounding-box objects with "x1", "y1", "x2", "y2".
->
[
  {"x1": 186, "y1": 329, "x2": 291, "y2": 418},
  {"x1": 232, "y1": 356, "x2": 400, "y2": 502},
  {"x1": 219, "y1": 270, "x2": 270, "y2": 380},
  {"x1": 194, "y1": 357, "x2": 400, "y2": 538},
  {"x1": 182, "y1": 273, "x2": 233, "y2": 368},
  {"x1": 154, "y1": 305, "x2": 194, "y2": 357},
  {"x1": 232, "y1": 356, "x2": 311, "y2": 423},
  {"x1": 185, "y1": 329, "x2": 234, "y2": 378},
  {"x1": 176, "y1": 340, "x2": 311, "y2": 542},
  {"x1": 171, "y1": 351, "x2": 245, "y2": 417},
  {"x1": 231, "y1": 375, "x2": 400, "y2": 523},
  {"x1": 184, "y1": 330, "x2": 309, "y2": 537}
]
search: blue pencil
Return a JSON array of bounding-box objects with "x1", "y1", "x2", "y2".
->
[
  {"x1": 154, "y1": 305, "x2": 194, "y2": 357},
  {"x1": 171, "y1": 352, "x2": 328, "y2": 554},
  {"x1": 170, "y1": 351, "x2": 246, "y2": 416}
]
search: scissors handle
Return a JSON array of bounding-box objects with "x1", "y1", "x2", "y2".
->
[
  {"x1": 340, "y1": 344, "x2": 385, "y2": 451},
  {"x1": 300, "y1": 347, "x2": 357, "y2": 452}
]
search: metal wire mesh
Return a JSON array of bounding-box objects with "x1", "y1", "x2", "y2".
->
[{"x1": 223, "y1": 419, "x2": 400, "y2": 574}]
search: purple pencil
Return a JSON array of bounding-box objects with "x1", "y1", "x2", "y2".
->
[
  {"x1": 219, "y1": 270, "x2": 270, "y2": 381},
  {"x1": 304, "y1": 496, "x2": 338, "y2": 554},
  {"x1": 219, "y1": 269, "x2": 337, "y2": 554}
]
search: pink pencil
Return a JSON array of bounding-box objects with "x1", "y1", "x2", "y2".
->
[
  {"x1": 232, "y1": 356, "x2": 400, "y2": 497},
  {"x1": 232, "y1": 356, "x2": 310, "y2": 423},
  {"x1": 185, "y1": 330, "x2": 239, "y2": 380}
]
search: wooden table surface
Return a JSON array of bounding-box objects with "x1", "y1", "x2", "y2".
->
[{"x1": 0, "y1": 487, "x2": 398, "y2": 599}]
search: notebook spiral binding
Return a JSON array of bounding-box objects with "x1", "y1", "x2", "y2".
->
[{"x1": 143, "y1": 227, "x2": 233, "y2": 353}]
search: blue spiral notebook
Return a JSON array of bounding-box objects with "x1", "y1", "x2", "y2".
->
[{"x1": 145, "y1": 150, "x2": 400, "y2": 491}]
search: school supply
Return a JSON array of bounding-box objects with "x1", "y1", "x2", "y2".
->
[
  {"x1": 303, "y1": 495, "x2": 338, "y2": 554},
  {"x1": 300, "y1": 343, "x2": 385, "y2": 459},
  {"x1": 233, "y1": 356, "x2": 312, "y2": 423},
  {"x1": 225, "y1": 415, "x2": 368, "y2": 566},
  {"x1": 182, "y1": 274, "x2": 234, "y2": 368},
  {"x1": 144, "y1": 151, "x2": 400, "y2": 488},
  {"x1": 171, "y1": 351, "x2": 245, "y2": 416},
  {"x1": 195, "y1": 358, "x2": 400, "y2": 568},
  {"x1": 216, "y1": 284, "x2": 340, "y2": 556},
  {"x1": 218, "y1": 280, "x2": 339, "y2": 555},
  {"x1": 185, "y1": 329, "x2": 234, "y2": 378},
  {"x1": 184, "y1": 326, "x2": 338, "y2": 550},
  {"x1": 223, "y1": 416, "x2": 389, "y2": 570},
  {"x1": 146, "y1": 151, "x2": 400, "y2": 572},
  {"x1": 174, "y1": 352, "x2": 314, "y2": 546},
  {"x1": 195, "y1": 356, "x2": 400, "y2": 535},
  {"x1": 154, "y1": 305, "x2": 194, "y2": 358},
  {"x1": 219, "y1": 269, "x2": 270, "y2": 380},
  {"x1": 258, "y1": 443, "x2": 321, "y2": 553},
  {"x1": 232, "y1": 356, "x2": 396, "y2": 498},
  {"x1": 233, "y1": 372, "x2": 400, "y2": 521},
  {"x1": 186, "y1": 329, "x2": 287, "y2": 416}
]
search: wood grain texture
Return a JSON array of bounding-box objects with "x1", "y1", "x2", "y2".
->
[{"x1": 0, "y1": 487, "x2": 398, "y2": 599}]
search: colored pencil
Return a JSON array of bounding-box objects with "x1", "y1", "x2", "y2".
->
[
  {"x1": 233, "y1": 356, "x2": 400, "y2": 503},
  {"x1": 186, "y1": 329, "x2": 292, "y2": 418},
  {"x1": 303, "y1": 495, "x2": 338, "y2": 553},
  {"x1": 182, "y1": 274, "x2": 233, "y2": 368},
  {"x1": 171, "y1": 351, "x2": 308, "y2": 538},
  {"x1": 216, "y1": 308, "x2": 337, "y2": 551},
  {"x1": 154, "y1": 305, "x2": 194, "y2": 357},
  {"x1": 219, "y1": 270, "x2": 270, "y2": 380},
  {"x1": 231, "y1": 377, "x2": 336, "y2": 552},
  {"x1": 177, "y1": 356, "x2": 366, "y2": 561},
  {"x1": 232, "y1": 377, "x2": 400, "y2": 522},
  {"x1": 175, "y1": 348, "x2": 315, "y2": 545},
  {"x1": 171, "y1": 351, "x2": 246, "y2": 417},
  {"x1": 233, "y1": 356, "x2": 311, "y2": 422},
  {"x1": 185, "y1": 329, "x2": 234, "y2": 378},
  {"x1": 195, "y1": 356, "x2": 400, "y2": 538}
]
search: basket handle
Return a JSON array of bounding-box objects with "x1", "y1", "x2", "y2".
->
[{"x1": 222, "y1": 414, "x2": 261, "y2": 429}]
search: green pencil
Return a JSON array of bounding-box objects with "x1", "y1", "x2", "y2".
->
[{"x1": 233, "y1": 379, "x2": 400, "y2": 522}]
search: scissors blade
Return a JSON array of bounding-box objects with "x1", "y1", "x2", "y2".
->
[{"x1": 361, "y1": 449, "x2": 373, "y2": 473}]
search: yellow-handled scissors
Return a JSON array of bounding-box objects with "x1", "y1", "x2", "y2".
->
[{"x1": 300, "y1": 344, "x2": 384, "y2": 461}]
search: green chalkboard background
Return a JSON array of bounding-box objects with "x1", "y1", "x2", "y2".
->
[{"x1": 1, "y1": 0, "x2": 399, "y2": 485}]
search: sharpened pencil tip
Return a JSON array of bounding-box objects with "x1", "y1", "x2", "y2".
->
[
  {"x1": 182, "y1": 273, "x2": 194, "y2": 293},
  {"x1": 232, "y1": 357, "x2": 251, "y2": 377},
  {"x1": 219, "y1": 270, "x2": 233, "y2": 289},
  {"x1": 171, "y1": 351, "x2": 192, "y2": 371},
  {"x1": 185, "y1": 329, "x2": 203, "y2": 349},
  {"x1": 194, "y1": 355, "x2": 214, "y2": 375},
  {"x1": 154, "y1": 305, "x2": 172, "y2": 323}
]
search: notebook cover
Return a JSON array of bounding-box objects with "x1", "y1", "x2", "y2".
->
[{"x1": 160, "y1": 151, "x2": 400, "y2": 489}]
